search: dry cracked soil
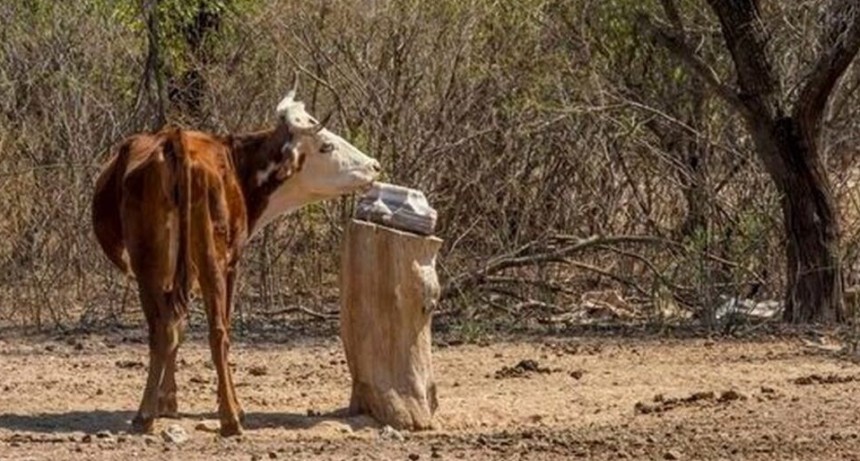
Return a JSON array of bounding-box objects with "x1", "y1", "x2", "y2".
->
[{"x1": 1, "y1": 329, "x2": 860, "y2": 460}]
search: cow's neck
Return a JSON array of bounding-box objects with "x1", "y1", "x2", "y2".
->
[{"x1": 229, "y1": 127, "x2": 294, "y2": 234}]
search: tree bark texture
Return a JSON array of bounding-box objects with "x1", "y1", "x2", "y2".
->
[
  {"x1": 704, "y1": 0, "x2": 860, "y2": 322},
  {"x1": 340, "y1": 219, "x2": 442, "y2": 430}
]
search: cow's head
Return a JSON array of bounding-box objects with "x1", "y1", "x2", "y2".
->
[{"x1": 255, "y1": 74, "x2": 381, "y2": 228}]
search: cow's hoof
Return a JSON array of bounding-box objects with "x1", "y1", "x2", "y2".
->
[
  {"x1": 158, "y1": 399, "x2": 179, "y2": 418},
  {"x1": 131, "y1": 414, "x2": 155, "y2": 434},
  {"x1": 219, "y1": 420, "x2": 243, "y2": 437}
]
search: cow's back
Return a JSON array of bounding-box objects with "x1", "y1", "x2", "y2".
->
[{"x1": 93, "y1": 129, "x2": 246, "y2": 283}]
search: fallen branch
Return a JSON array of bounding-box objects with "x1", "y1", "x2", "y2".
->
[
  {"x1": 442, "y1": 234, "x2": 675, "y2": 299},
  {"x1": 267, "y1": 305, "x2": 337, "y2": 320}
]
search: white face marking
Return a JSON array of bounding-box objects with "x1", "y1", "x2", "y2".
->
[
  {"x1": 255, "y1": 161, "x2": 278, "y2": 186},
  {"x1": 251, "y1": 92, "x2": 381, "y2": 234}
]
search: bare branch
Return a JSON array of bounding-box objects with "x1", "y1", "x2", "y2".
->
[
  {"x1": 705, "y1": 0, "x2": 781, "y2": 121},
  {"x1": 441, "y1": 235, "x2": 683, "y2": 299},
  {"x1": 658, "y1": 0, "x2": 684, "y2": 30},
  {"x1": 636, "y1": 13, "x2": 750, "y2": 117},
  {"x1": 794, "y1": 0, "x2": 860, "y2": 133},
  {"x1": 268, "y1": 305, "x2": 337, "y2": 321}
]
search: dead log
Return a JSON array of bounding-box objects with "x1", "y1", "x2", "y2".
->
[{"x1": 339, "y1": 219, "x2": 442, "y2": 430}]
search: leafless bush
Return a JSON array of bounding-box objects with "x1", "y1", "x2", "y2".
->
[{"x1": 1, "y1": 0, "x2": 859, "y2": 333}]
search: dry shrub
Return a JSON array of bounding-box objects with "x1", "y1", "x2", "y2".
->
[{"x1": 1, "y1": 0, "x2": 859, "y2": 332}]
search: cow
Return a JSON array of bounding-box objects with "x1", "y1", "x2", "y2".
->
[{"x1": 92, "y1": 77, "x2": 381, "y2": 436}]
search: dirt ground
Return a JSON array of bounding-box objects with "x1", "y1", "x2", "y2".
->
[{"x1": 1, "y1": 328, "x2": 860, "y2": 460}]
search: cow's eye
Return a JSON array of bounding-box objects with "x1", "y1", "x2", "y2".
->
[{"x1": 320, "y1": 142, "x2": 335, "y2": 154}]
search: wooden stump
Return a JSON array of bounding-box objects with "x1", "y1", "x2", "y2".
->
[{"x1": 340, "y1": 219, "x2": 442, "y2": 430}]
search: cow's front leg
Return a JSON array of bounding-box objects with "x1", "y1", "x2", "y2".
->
[{"x1": 225, "y1": 265, "x2": 244, "y2": 424}]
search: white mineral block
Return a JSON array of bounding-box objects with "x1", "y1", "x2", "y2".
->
[{"x1": 355, "y1": 182, "x2": 437, "y2": 235}]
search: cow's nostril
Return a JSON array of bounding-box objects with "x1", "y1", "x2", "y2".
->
[{"x1": 371, "y1": 160, "x2": 382, "y2": 173}]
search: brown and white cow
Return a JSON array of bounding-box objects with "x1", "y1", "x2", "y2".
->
[{"x1": 92, "y1": 79, "x2": 380, "y2": 436}]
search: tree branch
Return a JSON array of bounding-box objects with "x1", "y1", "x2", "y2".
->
[
  {"x1": 794, "y1": 0, "x2": 860, "y2": 133},
  {"x1": 705, "y1": 0, "x2": 780, "y2": 122},
  {"x1": 635, "y1": 13, "x2": 751, "y2": 117},
  {"x1": 658, "y1": 0, "x2": 684, "y2": 30},
  {"x1": 268, "y1": 305, "x2": 337, "y2": 321},
  {"x1": 441, "y1": 234, "x2": 684, "y2": 299}
]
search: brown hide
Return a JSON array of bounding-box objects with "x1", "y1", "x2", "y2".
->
[{"x1": 92, "y1": 125, "x2": 296, "y2": 436}]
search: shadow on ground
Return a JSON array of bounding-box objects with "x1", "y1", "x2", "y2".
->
[
  {"x1": 0, "y1": 411, "x2": 135, "y2": 434},
  {"x1": 0, "y1": 408, "x2": 376, "y2": 434}
]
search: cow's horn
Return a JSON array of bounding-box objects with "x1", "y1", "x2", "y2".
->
[{"x1": 287, "y1": 70, "x2": 299, "y2": 100}]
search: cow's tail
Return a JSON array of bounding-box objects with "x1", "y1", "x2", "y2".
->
[{"x1": 163, "y1": 127, "x2": 192, "y2": 315}]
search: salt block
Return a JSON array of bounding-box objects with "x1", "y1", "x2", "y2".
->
[{"x1": 355, "y1": 182, "x2": 437, "y2": 235}]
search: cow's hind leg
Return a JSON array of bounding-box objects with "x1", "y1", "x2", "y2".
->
[
  {"x1": 199, "y1": 260, "x2": 242, "y2": 436},
  {"x1": 158, "y1": 314, "x2": 186, "y2": 418},
  {"x1": 131, "y1": 286, "x2": 170, "y2": 433}
]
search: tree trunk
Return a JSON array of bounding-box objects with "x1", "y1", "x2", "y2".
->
[
  {"x1": 142, "y1": 0, "x2": 167, "y2": 129},
  {"x1": 644, "y1": 0, "x2": 860, "y2": 323},
  {"x1": 339, "y1": 219, "x2": 442, "y2": 430},
  {"x1": 769, "y1": 119, "x2": 844, "y2": 323}
]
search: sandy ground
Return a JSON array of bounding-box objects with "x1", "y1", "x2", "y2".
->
[{"x1": 1, "y1": 329, "x2": 860, "y2": 460}]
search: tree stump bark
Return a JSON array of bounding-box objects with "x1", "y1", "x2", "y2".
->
[{"x1": 340, "y1": 219, "x2": 442, "y2": 430}]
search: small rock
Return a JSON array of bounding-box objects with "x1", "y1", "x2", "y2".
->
[
  {"x1": 570, "y1": 369, "x2": 585, "y2": 380},
  {"x1": 115, "y1": 360, "x2": 145, "y2": 369},
  {"x1": 10, "y1": 441, "x2": 21, "y2": 448},
  {"x1": 194, "y1": 421, "x2": 218, "y2": 432},
  {"x1": 718, "y1": 390, "x2": 746, "y2": 402},
  {"x1": 664, "y1": 449, "x2": 682, "y2": 460},
  {"x1": 161, "y1": 424, "x2": 189, "y2": 444},
  {"x1": 143, "y1": 435, "x2": 158, "y2": 445},
  {"x1": 409, "y1": 454, "x2": 420, "y2": 461},
  {"x1": 74, "y1": 342, "x2": 84, "y2": 351},
  {"x1": 379, "y1": 425, "x2": 405, "y2": 442},
  {"x1": 82, "y1": 434, "x2": 93, "y2": 443},
  {"x1": 251, "y1": 455, "x2": 262, "y2": 461},
  {"x1": 248, "y1": 365, "x2": 268, "y2": 377},
  {"x1": 634, "y1": 402, "x2": 655, "y2": 414},
  {"x1": 760, "y1": 386, "x2": 775, "y2": 394},
  {"x1": 268, "y1": 451, "x2": 278, "y2": 459},
  {"x1": 96, "y1": 430, "x2": 113, "y2": 440}
]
